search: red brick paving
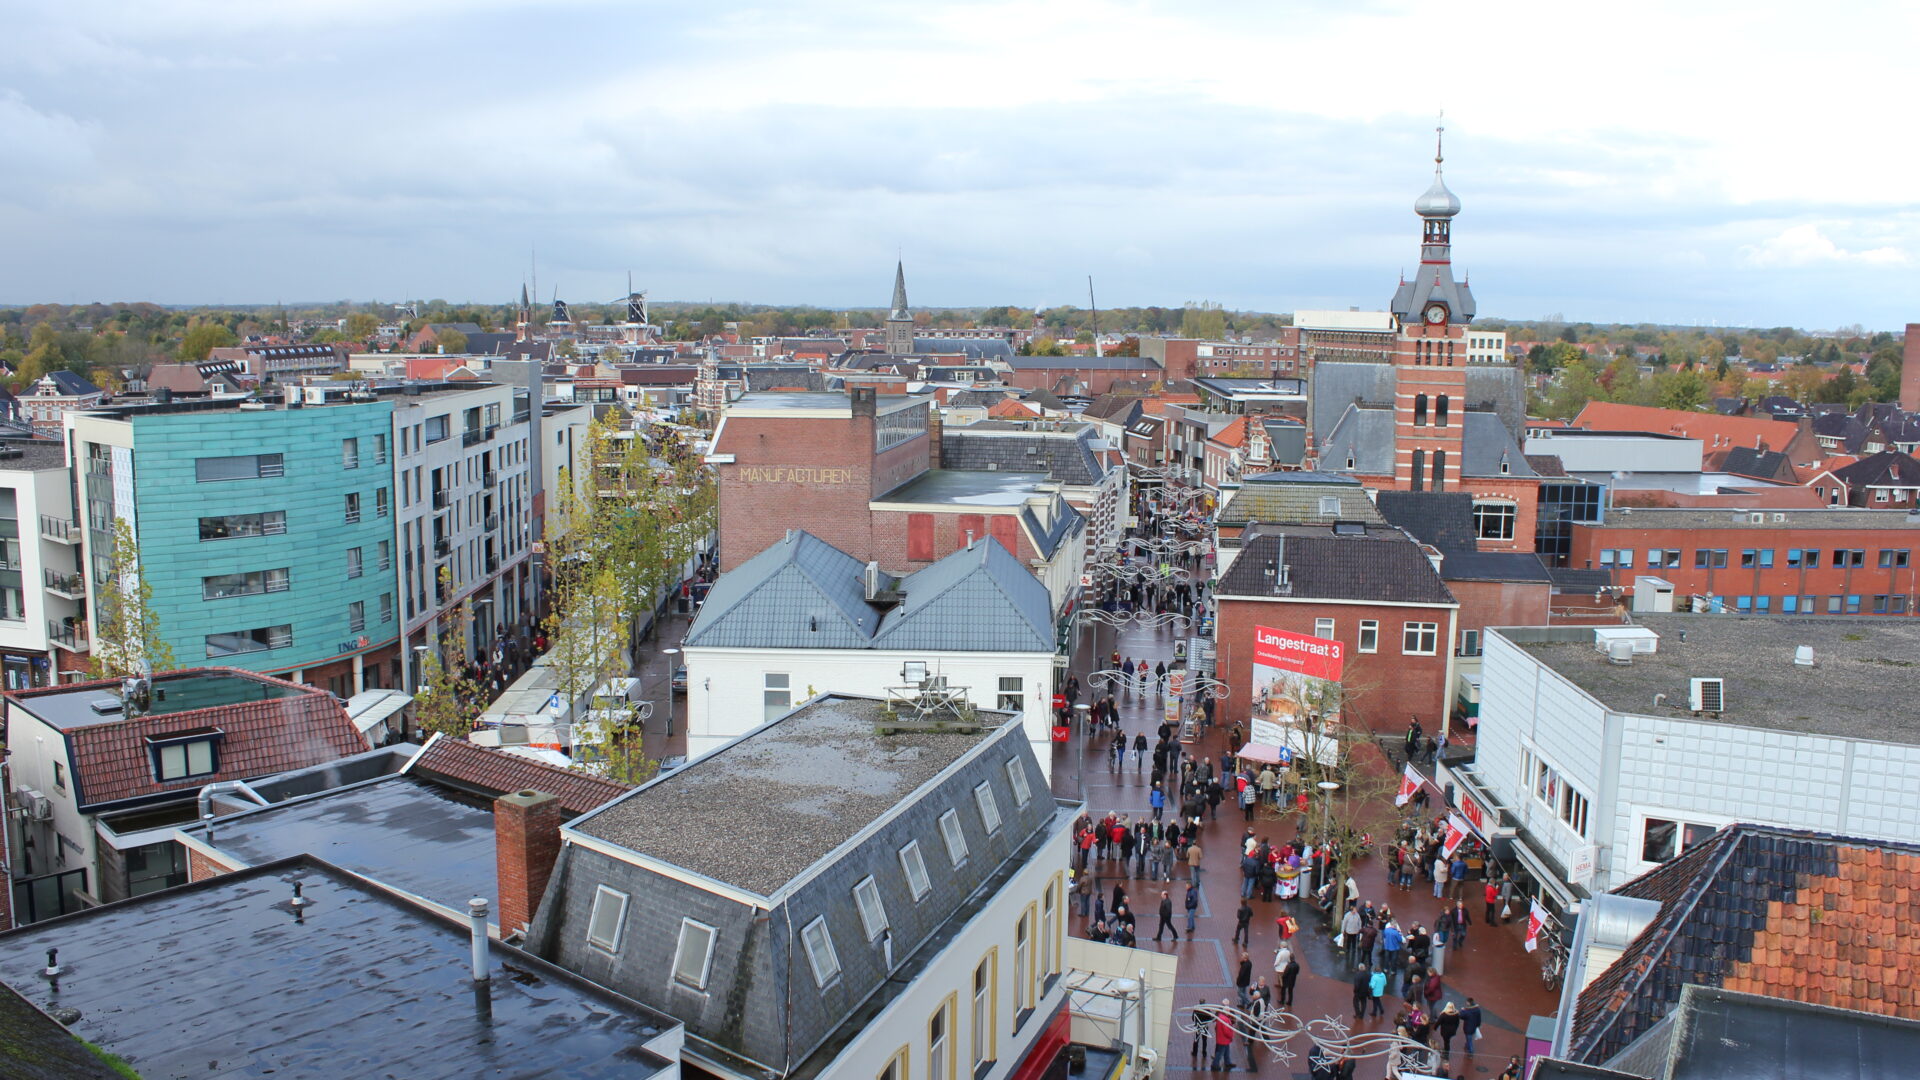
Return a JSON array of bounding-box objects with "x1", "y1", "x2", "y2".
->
[{"x1": 1055, "y1": 620, "x2": 1557, "y2": 1078}]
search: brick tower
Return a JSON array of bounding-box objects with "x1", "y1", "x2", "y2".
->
[
  {"x1": 1387, "y1": 121, "x2": 1477, "y2": 492},
  {"x1": 884, "y1": 261, "x2": 915, "y2": 356}
]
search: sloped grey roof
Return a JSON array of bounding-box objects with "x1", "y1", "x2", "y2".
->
[
  {"x1": 1217, "y1": 474, "x2": 1383, "y2": 526},
  {"x1": 1373, "y1": 491, "x2": 1476, "y2": 552},
  {"x1": 1460, "y1": 411, "x2": 1535, "y2": 476},
  {"x1": 1309, "y1": 361, "x2": 1526, "y2": 442},
  {"x1": 914, "y1": 337, "x2": 1013, "y2": 361},
  {"x1": 940, "y1": 424, "x2": 1104, "y2": 485},
  {"x1": 42, "y1": 370, "x2": 102, "y2": 396},
  {"x1": 872, "y1": 538, "x2": 1053, "y2": 652},
  {"x1": 683, "y1": 531, "x2": 883, "y2": 649},
  {"x1": 1318, "y1": 404, "x2": 1394, "y2": 473},
  {"x1": 684, "y1": 531, "x2": 1053, "y2": 653},
  {"x1": 1389, "y1": 262, "x2": 1477, "y2": 324},
  {"x1": 1217, "y1": 525, "x2": 1455, "y2": 605},
  {"x1": 1006, "y1": 353, "x2": 1157, "y2": 371}
]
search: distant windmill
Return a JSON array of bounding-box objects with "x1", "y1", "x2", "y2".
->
[
  {"x1": 551, "y1": 288, "x2": 571, "y2": 325},
  {"x1": 610, "y1": 271, "x2": 649, "y2": 326}
]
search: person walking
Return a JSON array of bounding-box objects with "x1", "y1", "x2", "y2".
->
[
  {"x1": 1423, "y1": 970, "x2": 1443, "y2": 1012},
  {"x1": 1234, "y1": 951, "x2": 1254, "y2": 1006},
  {"x1": 1340, "y1": 903, "x2": 1364, "y2": 967},
  {"x1": 1461, "y1": 998, "x2": 1483, "y2": 1056},
  {"x1": 1210, "y1": 1000, "x2": 1237, "y2": 1071},
  {"x1": 1279, "y1": 952, "x2": 1300, "y2": 1008},
  {"x1": 1497, "y1": 875, "x2": 1516, "y2": 924},
  {"x1": 1436, "y1": 1002, "x2": 1462, "y2": 1061},
  {"x1": 1118, "y1": 826, "x2": 1137, "y2": 877},
  {"x1": 1368, "y1": 965, "x2": 1387, "y2": 1018},
  {"x1": 1483, "y1": 879, "x2": 1501, "y2": 926},
  {"x1": 1244, "y1": 979, "x2": 1269, "y2": 1070},
  {"x1": 1190, "y1": 1001, "x2": 1212, "y2": 1069},
  {"x1": 1155, "y1": 890, "x2": 1180, "y2": 944},
  {"x1": 1134, "y1": 731, "x2": 1149, "y2": 771},
  {"x1": 1431, "y1": 855, "x2": 1449, "y2": 899},
  {"x1": 1233, "y1": 898, "x2": 1253, "y2": 947},
  {"x1": 1149, "y1": 784, "x2": 1166, "y2": 822},
  {"x1": 1187, "y1": 838, "x2": 1205, "y2": 885},
  {"x1": 1448, "y1": 854, "x2": 1469, "y2": 900},
  {"x1": 1185, "y1": 882, "x2": 1201, "y2": 934},
  {"x1": 1447, "y1": 900, "x2": 1472, "y2": 950},
  {"x1": 1379, "y1": 920, "x2": 1404, "y2": 974},
  {"x1": 1350, "y1": 965, "x2": 1372, "y2": 1022}
]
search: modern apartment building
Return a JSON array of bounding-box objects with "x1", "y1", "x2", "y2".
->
[{"x1": 0, "y1": 441, "x2": 86, "y2": 688}]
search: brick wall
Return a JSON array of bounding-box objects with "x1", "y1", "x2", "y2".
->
[
  {"x1": 716, "y1": 414, "x2": 881, "y2": 570},
  {"x1": 1447, "y1": 578, "x2": 1552, "y2": 645},
  {"x1": 1904, "y1": 324, "x2": 1920, "y2": 412},
  {"x1": 1569, "y1": 523, "x2": 1920, "y2": 613},
  {"x1": 188, "y1": 847, "x2": 239, "y2": 883},
  {"x1": 1214, "y1": 598, "x2": 1455, "y2": 734}
]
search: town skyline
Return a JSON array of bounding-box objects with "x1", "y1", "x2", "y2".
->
[{"x1": 4, "y1": 1, "x2": 1914, "y2": 328}]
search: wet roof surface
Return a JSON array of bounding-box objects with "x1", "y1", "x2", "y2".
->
[
  {"x1": 575, "y1": 695, "x2": 1001, "y2": 896},
  {"x1": 0, "y1": 858, "x2": 675, "y2": 1080},
  {"x1": 872, "y1": 467, "x2": 1054, "y2": 506},
  {"x1": 12, "y1": 671, "x2": 307, "y2": 731},
  {"x1": 185, "y1": 775, "x2": 500, "y2": 911}
]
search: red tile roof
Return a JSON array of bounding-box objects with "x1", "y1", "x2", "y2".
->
[
  {"x1": 11, "y1": 669, "x2": 368, "y2": 810},
  {"x1": 1574, "y1": 401, "x2": 1801, "y2": 454},
  {"x1": 405, "y1": 733, "x2": 632, "y2": 816},
  {"x1": 1210, "y1": 417, "x2": 1251, "y2": 449}
]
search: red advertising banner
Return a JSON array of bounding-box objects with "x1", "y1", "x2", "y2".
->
[
  {"x1": 1459, "y1": 788, "x2": 1489, "y2": 837},
  {"x1": 1253, "y1": 626, "x2": 1345, "y2": 681}
]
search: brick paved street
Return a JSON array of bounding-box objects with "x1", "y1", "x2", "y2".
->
[{"x1": 1054, "y1": 619, "x2": 1557, "y2": 1079}]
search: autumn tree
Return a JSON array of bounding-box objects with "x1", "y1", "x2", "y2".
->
[
  {"x1": 178, "y1": 321, "x2": 237, "y2": 361},
  {"x1": 413, "y1": 566, "x2": 483, "y2": 740},
  {"x1": 89, "y1": 519, "x2": 176, "y2": 679},
  {"x1": 435, "y1": 329, "x2": 468, "y2": 354}
]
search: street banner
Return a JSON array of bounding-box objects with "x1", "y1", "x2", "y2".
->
[
  {"x1": 1395, "y1": 763, "x2": 1423, "y2": 807},
  {"x1": 1458, "y1": 788, "x2": 1489, "y2": 837},
  {"x1": 1250, "y1": 625, "x2": 1345, "y2": 724},
  {"x1": 1164, "y1": 670, "x2": 1184, "y2": 726},
  {"x1": 1441, "y1": 813, "x2": 1470, "y2": 858},
  {"x1": 1525, "y1": 900, "x2": 1547, "y2": 953}
]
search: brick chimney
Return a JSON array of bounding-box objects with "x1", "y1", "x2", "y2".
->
[{"x1": 495, "y1": 789, "x2": 565, "y2": 934}]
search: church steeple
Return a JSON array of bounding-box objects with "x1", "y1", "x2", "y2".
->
[
  {"x1": 884, "y1": 260, "x2": 914, "y2": 356},
  {"x1": 1389, "y1": 116, "x2": 1476, "y2": 327}
]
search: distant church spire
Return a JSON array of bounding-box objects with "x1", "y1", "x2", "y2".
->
[
  {"x1": 890, "y1": 260, "x2": 910, "y2": 320},
  {"x1": 884, "y1": 260, "x2": 914, "y2": 356}
]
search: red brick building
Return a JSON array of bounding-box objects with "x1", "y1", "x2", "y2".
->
[
  {"x1": 1214, "y1": 523, "x2": 1459, "y2": 732},
  {"x1": 1903, "y1": 323, "x2": 1920, "y2": 411},
  {"x1": 1568, "y1": 506, "x2": 1920, "y2": 615}
]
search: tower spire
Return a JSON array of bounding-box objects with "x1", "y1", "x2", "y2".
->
[
  {"x1": 1435, "y1": 109, "x2": 1445, "y2": 173},
  {"x1": 889, "y1": 260, "x2": 910, "y2": 320}
]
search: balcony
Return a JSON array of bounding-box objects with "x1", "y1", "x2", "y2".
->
[
  {"x1": 49, "y1": 620, "x2": 89, "y2": 652},
  {"x1": 462, "y1": 428, "x2": 484, "y2": 447},
  {"x1": 432, "y1": 489, "x2": 450, "y2": 510},
  {"x1": 44, "y1": 571, "x2": 85, "y2": 599},
  {"x1": 485, "y1": 424, "x2": 500, "y2": 441},
  {"x1": 0, "y1": 551, "x2": 20, "y2": 572},
  {"x1": 434, "y1": 537, "x2": 451, "y2": 558},
  {"x1": 344, "y1": 509, "x2": 362, "y2": 525},
  {"x1": 482, "y1": 470, "x2": 497, "y2": 488},
  {"x1": 512, "y1": 409, "x2": 531, "y2": 425},
  {"x1": 39, "y1": 516, "x2": 80, "y2": 544},
  {"x1": 484, "y1": 514, "x2": 500, "y2": 532},
  {"x1": 484, "y1": 553, "x2": 499, "y2": 575}
]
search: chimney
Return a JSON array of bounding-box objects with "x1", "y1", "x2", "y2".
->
[
  {"x1": 927, "y1": 406, "x2": 944, "y2": 469},
  {"x1": 495, "y1": 789, "x2": 565, "y2": 934},
  {"x1": 850, "y1": 386, "x2": 877, "y2": 418}
]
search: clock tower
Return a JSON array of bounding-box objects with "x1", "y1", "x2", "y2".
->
[{"x1": 1388, "y1": 121, "x2": 1476, "y2": 493}]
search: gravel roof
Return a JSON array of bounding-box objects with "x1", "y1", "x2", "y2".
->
[
  {"x1": 575, "y1": 695, "x2": 1004, "y2": 895},
  {"x1": 1505, "y1": 616, "x2": 1920, "y2": 744}
]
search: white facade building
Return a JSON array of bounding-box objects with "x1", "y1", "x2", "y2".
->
[
  {"x1": 0, "y1": 443, "x2": 86, "y2": 688},
  {"x1": 1459, "y1": 618, "x2": 1920, "y2": 910}
]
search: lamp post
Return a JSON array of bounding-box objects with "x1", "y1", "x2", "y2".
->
[
  {"x1": 1073, "y1": 702, "x2": 1091, "y2": 805},
  {"x1": 659, "y1": 647, "x2": 680, "y2": 740},
  {"x1": 1316, "y1": 779, "x2": 1341, "y2": 902}
]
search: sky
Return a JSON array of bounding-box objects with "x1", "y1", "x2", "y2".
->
[{"x1": 2, "y1": 0, "x2": 1917, "y2": 330}]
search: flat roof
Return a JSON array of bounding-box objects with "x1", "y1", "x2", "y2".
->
[
  {"x1": 1585, "y1": 507, "x2": 1920, "y2": 530},
  {"x1": 184, "y1": 775, "x2": 498, "y2": 912},
  {"x1": 10, "y1": 670, "x2": 310, "y2": 731},
  {"x1": 731, "y1": 390, "x2": 923, "y2": 415},
  {"x1": 0, "y1": 857, "x2": 676, "y2": 1080},
  {"x1": 0, "y1": 440, "x2": 71, "y2": 471},
  {"x1": 1503, "y1": 616, "x2": 1920, "y2": 744},
  {"x1": 574, "y1": 695, "x2": 1007, "y2": 896},
  {"x1": 872, "y1": 467, "x2": 1054, "y2": 507}
]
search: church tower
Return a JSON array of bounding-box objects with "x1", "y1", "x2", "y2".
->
[
  {"x1": 884, "y1": 261, "x2": 915, "y2": 356},
  {"x1": 1388, "y1": 121, "x2": 1475, "y2": 493}
]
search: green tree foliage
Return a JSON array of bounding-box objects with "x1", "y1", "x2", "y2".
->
[
  {"x1": 1179, "y1": 301, "x2": 1228, "y2": 340},
  {"x1": 178, "y1": 321, "x2": 237, "y2": 361},
  {"x1": 343, "y1": 312, "x2": 380, "y2": 340},
  {"x1": 1654, "y1": 368, "x2": 1712, "y2": 411},
  {"x1": 89, "y1": 519, "x2": 177, "y2": 679},
  {"x1": 413, "y1": 567, "x2": 484, "y2": 740}
]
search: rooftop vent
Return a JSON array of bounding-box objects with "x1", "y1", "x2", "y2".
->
[
  {"x1": 87, "y1": 697, "x2": 123, "y2": 715},
  {"x1": 1793, "y1": 645, "x2": 1816, "y2": 667},
  {"x1": 1689, "y1": 677, "x2": 1724, "y2": 714},
  {"x1": 1606, "y1": 639, "x2": 1636, "y2": 665}
]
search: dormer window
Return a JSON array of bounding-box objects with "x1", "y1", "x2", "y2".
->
[{"x1": 147, "y1": 728, "x2": 224, "y2": 782}]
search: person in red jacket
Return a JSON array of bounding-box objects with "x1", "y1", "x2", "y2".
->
[{"x1": 1210, "y1": 999, "x2": 1237, "y2": 1070}]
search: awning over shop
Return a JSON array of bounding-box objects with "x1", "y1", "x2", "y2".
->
[{"x1": 1236, "y1": 741, "x2": 1290, "y2": 765}]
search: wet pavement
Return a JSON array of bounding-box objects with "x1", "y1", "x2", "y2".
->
[{"x1": 1053, "y1": 618, "x2": 1557, "y2": 1079}]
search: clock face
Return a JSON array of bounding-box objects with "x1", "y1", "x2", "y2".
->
[{"x1": 1424, "y1": 303, "x2": 1447, "y2": 324}]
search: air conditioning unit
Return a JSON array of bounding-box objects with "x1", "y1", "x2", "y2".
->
[
  {"x1": 15, "y1": 789, "x2": 51, "y2": 821},
  {"x1": 1690, "y1": 677, "x2": 1724, "y2": 714}
]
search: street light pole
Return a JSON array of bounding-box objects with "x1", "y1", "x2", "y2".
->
[
  {"x1": 1073, "y1": 702, "x2": 1091, "y2": 805},
  {"x1": 660, "y1": 647, "x2": 680, "y2": 739}
]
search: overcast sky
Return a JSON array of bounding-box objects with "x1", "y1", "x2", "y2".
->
[{"x1": 3, "y1": 0, "x2": 1916, "y2": 329}]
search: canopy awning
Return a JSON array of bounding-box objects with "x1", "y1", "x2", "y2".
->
[
  {"x1": 343, "y1": 689, "x2": 412, "y2": 735},
  {"x1": 1236, "y1": 741, "x2": 1289, "y2": 765}
]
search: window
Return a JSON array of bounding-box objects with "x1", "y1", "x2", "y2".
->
[
  {"x1": 939, "y1": 809, "x2": 969, "y2": 866},
  {"x1": 1834, "y1": 548, "x2": 1866, "y2": 567},
  {"x1": 195, "y1": 454, "x2": 283, "y2": 482},
  {"x1": 1782, "y1": 595, "x2": 1800, "y2": 614},
  {"x1": 202, "y1": 568, "x2": 289, "y2": 599},
  {"x1": 972, "y1": 955, "x2": 996, "y2": 1066},
  {"x1": 801, "y1": 917, "x2": 842, "y2": 988},
  {"x1": 344, "y1": 492, "x2": 361, "y2": 524},
  {"x1": 1787, "y1": 548, "x2": 1818, "y2": 568},
  {"x1": 669, "y1": 916, "x2": 716, "y2": 986},
  {"x1": 1754, "y1": 595, "x2": 1771, "y2": 613},
  {"x1": 205, "y1": 624, "x2": 292, "y2": 657},
  {"x1": 378, "y1": 540, "x2": 391, "y2": 571},
  {"x1": 1523, "y1": 746, "x2": 1588, "y2": 838},
  {"x1": 425, "y1": 415, "x2": 449, "y2": 443},
  {"x1": 1318, "y1": 495, "x2": 1340, "y2": 517},
  {"x1": 1042, "y1": 881, "x2": 1059, "y2": 978},
  {"x1": 347, "y1": 547, "x2": 363, "y2": 579},
  {"x1": 1828, "y1": 595, "x2": 1843, "y2": 614},
  {"x1": 342, "y1": 438, "x2": 360, "y2": 469},
  {"x1": 899, "y1": 841, "x2": 932, "y2": 900},
  {"x1": 376, "y1": 487, "x2": 390, "y2": 518},
  {"x1": 150, "y1": 733, "x2": 219, "y2": 782},
  {"x1": 1470, "y1": 500, "x2": 1517, "y2": 541},
  {"x1": 199, "y1": 511, "x2": 287, "y2": 541},
  {"x1": 1413, "y1": 393, "x2": 1428, "y2": 426},
  {"x1": 1457, "y1": 629, "x2": 1481, "y2": 657},
  {"x1": 373, "y1": 433, "x2": 387, "y2": 464},
  {"x1": 997, "y1": 676, "x2": 1022, "y2": 713},
  {"x1": 930, "y1": 1001, "x2": 953, "y2": 1080},
  {"x1": 1410, "y1": 449, "x2": 1426, "y2": 491},
  {"x1": 1312, "y1": 618, "x2": 1336, "y2": 641},
  {"x1": 1881, "y1": 549, "x2": 1911, "y2": 568},
  {"x1": 1435, "y1": 394, "x2": 1449, "y2": 427},
  {"x1": 1358, "y1": 620, "x2": 1379, "y2": 653},
  {"x1": 1645, "y1": 548, "x2": 1680, "y2": 569},
  {"x1": 348, "y1": 601, "x2": 365, "y2": 633},
  {"x1": 1741, "y1": 548, "x2": 1774, "y2": 569},
  {"x1": 853, "y1": 876, "x2": 889, "y2": 941},
  {"x1": 379, "y1": 593, "x2": 394, "y2": 623},
  {"x1": 1641, "y1": 819, "x2": 1717, "y2": 864},
  {"x1": 1736, "y1": 595, "x2": 1753, "y2": 613},
  {"x1": 1694, "y1": 548, "x2": 1728, "y2": 569},
  {"x1": 1014, "y1": 912, "x2": 1032, "y2": 1016},
  {"x1": 52, "y1": 762, "x2": 65, "y2": 791},
  {"x1": 1847, "y1": 595, "x2": 1862, "y2": 613},
  {"x1": 1599, "y1": 549, "x2": 1615, "y2": 567},
  {"x1": 764, "y1": 672, "x2": 791, "y2": 722},
  {"x1": 1004, "y1": 758, "x2": 1032, "y2": 806},
  {"x1": 1402, "y1": 622, "x2": 1438, "y2": 655},
  {"x1": 974, "y1": 781, "x2": 1002, "y2": 834}
]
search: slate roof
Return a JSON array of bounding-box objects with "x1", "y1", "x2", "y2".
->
[
  {"x1": 1007, "y1": 353, "x2": 1159, "y2": 371},
  {"x1": 38, "y1": 370, "x2": 101, "y2": 397},
  {"x1": 1081, "y1": 393, "x2": 1145, "y2": 425},
  {"x1": 0, "y1": 856, "x2": 678, "y2": 1080},
  {"x1": 1217, "y1": 525, "x2": 1455, "y2": 605},
  {"x1": 683, "y1": 530, "x2": 1054, "y2": 653},
  {"x1": 940, "y1": 422, "x2": 1106, "y2": 485},
  {"x1": 1526, "y1": 453, "x2": 1570, "y2": 477},
  {"x1": 1373, "y1": 491, "x2": 1477, "y2": 553},
  {"x1": 1216, "y1": 473, "x2": 1383, "y2": 527},
  {"x1": 913, "y1": 337, "x2": 1013, "y2": 361},
  {"x1": 1310, "y1": 360, "x2": 1526, "y2": 442},
  {"x1": 8, "y1": 669, "x2": 368, "y2": 810},
  {"x1": 1719, "y1": 446, "x2": 1795, "y2": 483},
  {"x1": 1832, "y1": 449, "x2": 1920, "y2": 488},
  {"x1": 1440, "y1": 550, "x2": 1554, "y2": 582},
  {"x1": 1567, "y1": 825, "x2": 1920, "y2": 1065},
  {"x1": 1318, "y1": 404, "x2": 1533, "y2": 478},
  {"x1": 405, "y1": 732, "x2": 633, "y2": 816}
]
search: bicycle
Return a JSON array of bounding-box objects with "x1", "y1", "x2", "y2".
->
[{"x1": 1542, "y1": 936, "x2": 1568, "y2": 990}]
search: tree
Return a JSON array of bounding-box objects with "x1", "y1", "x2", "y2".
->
[
  {"x1": 412, "y1": 568, "x2": 484, "y2": 740},
  {"x1": 1654, "y1": 368, "x2": 1711, "y2": 411},
  {"x1": 178, "y1": 321, "x2": 237, "y2": 361},
  {"x1": 1265, "y1": 671, "x2": 1400, "y2": 917},
  {"x1": 89, "y1": 519, "x2": 176, "y2": 679},
  {"x1": 344, "y1": 312, "x2": 380, "y2": 340},
  {"x1": 435, "y1": 329, "x2": 468, "y2": 354},
  {"x1": 1180, "y1": 302, "x2": 1228, "y2": 340},
  {"x1": 1541, "y1": 359, "x2": 1604, "y2": 419},
  {"x1": 1780, "y1": 364, "x2": 1826, "y2": 403}
]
